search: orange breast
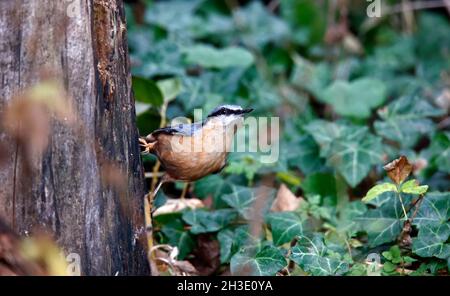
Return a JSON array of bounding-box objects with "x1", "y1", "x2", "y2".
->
[{"x1": 154, "y1": 130, "x2": 230, "y2": 181}]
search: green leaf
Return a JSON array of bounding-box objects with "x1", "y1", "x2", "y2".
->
[
  {"x1": 304, "y1": 120, "x2": 346, "y2": 157},
  {"x1": 157, "y1": 78, "x2": 183, "y2": 102},
  {"x1": 382, "y1": 245, "x2": 402, "y2": 263},
  {"x1": 218, "y1": 226, "x2": 263, "y2": 264},
  {"x1": 267, "y1": 212, "x2": 308, "y2": 246},
  {"x1": 382, "y1": 261, "x2": 397, "y2": 273},
  {"x1": 321, "y1": 78, "x2": 387, "y2": 119},
  {"x1": 290, "y1": 234, "x2": 349, "y2": 275},
  {"x1": 193, "y1": 175, "x2": 232, "y2": 207},
  {"x1": 217, "y1": 229, "x2": 235, "y2": 264},
  {"x1": 332, "y1": 201, "x2": 368, "y2": 235},
  {"x1": 224, "y1": 154, "x2": 263, "y2": 183},
  {"x1": 305, "y1": 121, "x2": 384, "y2": 187},
  {"x1": 301, "y1": 172, "x2": 336, "y2": 199},
  {"x1": 374, "y1": 93, "x2": 444, "y2": 148},
  {"x1": 230, "y1": 245, "x2": 286, "y2": 276},
  {"x1": 160, "y1": 219, "x2": 195, "y2": 259},
  {"x1": 137, "y1": 109, "x2": 161, "y2": 136},
  {"x1": 412, "y1": 224, "x2": 450, "y2": 260},
  {"x1": 400, "y1": 179, "x2": 428, "y2": 195},
  {"x1": 356, "y1": 192, "x2": 407, "y2": 247},
  {"x1": 222, "y1": 185, "x2": 276, "y2": 219},
  {"x1": 221, "y1": 186, "x2": 255, "y2": 219},
  {"x1": 132, "y1": 76, "x2": 164, "y2": 106},
  {"x1": 413, "y1": 192, "x2": 450, "y2": 228},
  {"x1": 362, "y1": 183, "x2": 397, "y2": 203},
  {"x1": 233, "y1": 2, "x2": 289, "y2": 47},
  {"x1": 182, "y1": 209, "x2": 237, "y2": 234},
  {"x1": 326, "y1": 127, "x2": 384, "y2": 187},
  {"x1": 347, "y1": 263, "x2": 367, "y2": 276},
  {"x1": 183, "y1": 45, "x2": 254, "y2": 69},
  {"x1": 144, "y1": 0, "x2": 204, "y2": 35},
  {"x1": 287, "y1": 135, "x2": 325, "y2": 175}
]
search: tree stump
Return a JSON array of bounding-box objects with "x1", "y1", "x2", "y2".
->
[{"x1": 0, "y1": 0, "x2": 149, "y2": 275}]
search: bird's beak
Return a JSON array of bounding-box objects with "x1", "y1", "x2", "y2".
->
[{"x1": 240, "y1": 108, "x2": 253, "y2": 115}]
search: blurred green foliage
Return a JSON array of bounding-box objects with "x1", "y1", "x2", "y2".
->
[{"x1": 127, "y1": 0, "x2": 450, "y2": 275}]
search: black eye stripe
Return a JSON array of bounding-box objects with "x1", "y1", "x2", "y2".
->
[{"x1": 207, "y1": 107, "x2": 243, "y2": 117}]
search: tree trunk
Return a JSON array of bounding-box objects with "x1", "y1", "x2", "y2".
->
[{"x1": 0, "y1": 0, "x2": 149, "y2": 275}]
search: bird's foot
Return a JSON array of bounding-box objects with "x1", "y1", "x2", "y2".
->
[{"x1": 139, "y1": 138, "x2": 155, "y2": 154}]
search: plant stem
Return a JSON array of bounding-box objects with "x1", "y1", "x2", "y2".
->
[{"x1": 397, "y1": 189, "x2": 409, "y2": 221}]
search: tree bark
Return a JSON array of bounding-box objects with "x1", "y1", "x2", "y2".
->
[{"x1": 0, "y1": 0, "x2": 149, "y2": 275}]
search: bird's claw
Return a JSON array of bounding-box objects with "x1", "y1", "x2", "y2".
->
[{"x1": 139, "y1": 138, "x2": 154, "y2": 154}]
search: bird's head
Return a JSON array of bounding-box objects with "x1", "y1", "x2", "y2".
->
[{"x1": 206, "y1": 105, "x2": 253, "y2": 127}]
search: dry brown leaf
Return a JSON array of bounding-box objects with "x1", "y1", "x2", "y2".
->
[
  {"x1": 383, "y1": 156, "x2": 412, "y2": 185},
  {"x1": 189, "y1": 234, "x2": 220, "y2": 276},
  {"x1": 150, "y1": 244, "x2": 198, "y2": 276},
  {"x1": 172, "y1": 260, "x2": 199, "y2": 276},
  {"x1": 271, "y1": 184, "x2": 303, "y2": 212},
  {"x1": 153, "y1": 198, "x2": 204, "y2": 217}
]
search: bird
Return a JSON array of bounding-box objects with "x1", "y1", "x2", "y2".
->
[{"x1": 139, "y1": 105, "x2": 253, "y2": 197}]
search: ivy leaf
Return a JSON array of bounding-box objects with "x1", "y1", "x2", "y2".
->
[
  {"x1": 304, "y1": 120, "x2": 346, "y2": 157},
  {"x1": 221, "y1": 186, "x2": 255, "y2": 219},
  {"x1": 326, "y1": 127, "x2": 384, "y2": 187},
  {"x1": 183, "y1": 45, "x2": 254, "y2": 69},
  {"x1": 290, "y1": 234, "x2": 349, "y2": 275},
  {"x1": 217, "y1": 229, "x2": 235, "y2": 264},
  {"x1": 286, "y1": 135, "x2": 324, "y2": 175},
  {"x1": 132, "y1": 76, "x2": 164, "y2": 106},
  {"x1": 160, "y1": 219, "x2": 194, "y2": 259},
  {"x1": 267, "y1": 212, "x2": 308, "y2": 246},
  {"x1": 230, "y1": 245, "x2": 286, "y2": 276},
  {"x1": 218, "y1": 226, "x2": 263, "y2": 264},
  {"x1": 193, "y1": 175, "x2": 232, "y2": 207},
  {"x1": 362, "y1": 183, "x2": 398, "y2": 203},
  {"x1": 356, "y1": 192, "x2": 407, "y2": 247},
  {"x1": 400, "y1": 179, "x2": 428, "y2": 195},
  {"x1": 412, "y1": 224, "x2": 450, "y2": 260},
  {"x1": 413, "y1": 192, "x2": 450, "y2": 228},
  {"x1": 374, "y1": 93, "x2": 444, "y2": 148},
  {"x1": 321, "y1": 78, "x2": 387, "y2": 119},
  {"x1": 305, "y1": 121, "x2": 384, "y2": 187},
  {"x1": 182, "y1": 209, "x2": 237, "y2": 234},
  {"x1": 222, "y1": 185, "x2": 276, "y2": 219},
  {"x1": 335, "y1": 201, "x2": 368, "y2": 235}
]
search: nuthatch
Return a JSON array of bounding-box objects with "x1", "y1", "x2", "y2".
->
[{"x1": 139, "y1": 105, "x2": 253, "y2": 196}]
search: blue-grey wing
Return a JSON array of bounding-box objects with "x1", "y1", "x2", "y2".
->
[{"x1": 152, "y1": 122, "x2": 203, "y2": 137}]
